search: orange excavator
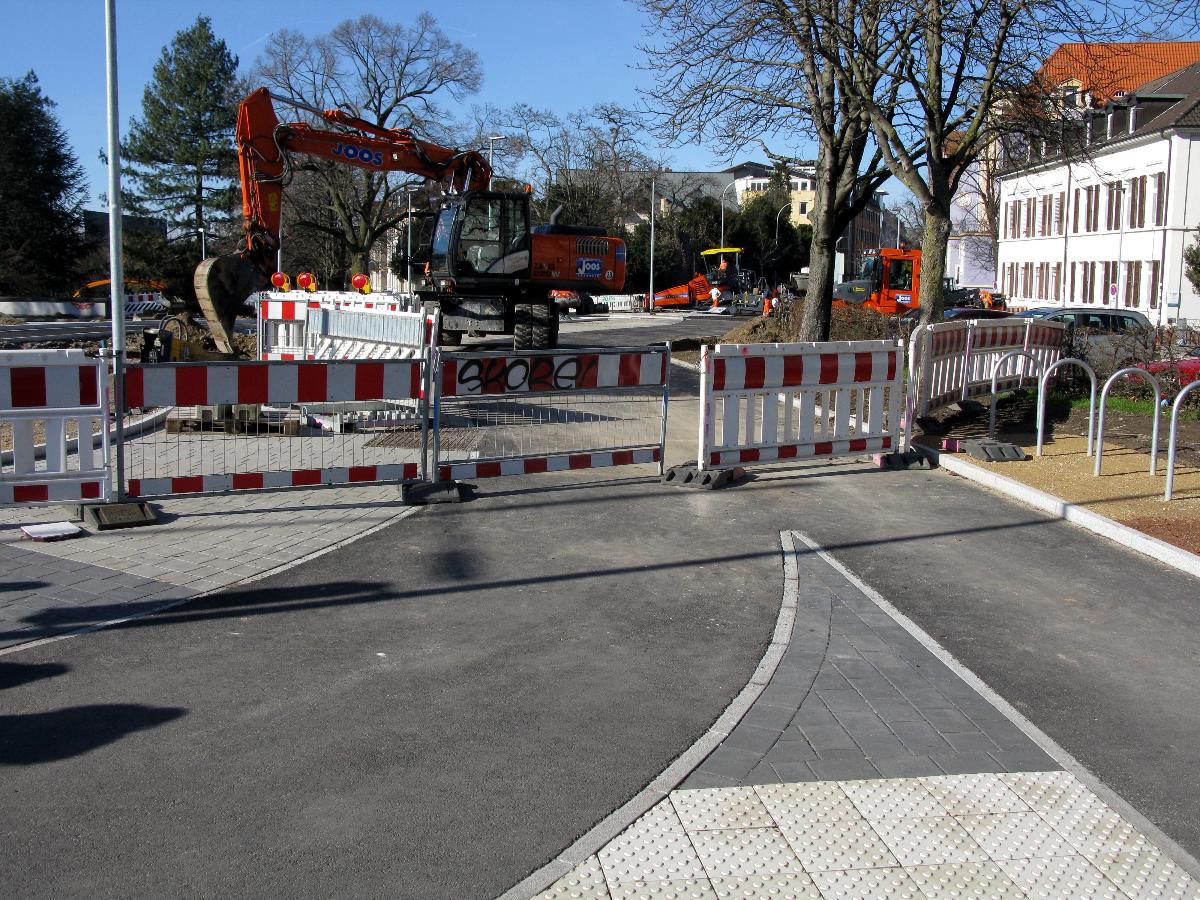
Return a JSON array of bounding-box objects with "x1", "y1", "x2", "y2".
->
[{"x1": 196, "y1": 88, "x2": 626, "y2": 352}]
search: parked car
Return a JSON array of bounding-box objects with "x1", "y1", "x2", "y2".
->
[
  {"x1": 1143, "y1": 346, "x2": 1200, "y2": 385},
  {"x1": 942, "y1": 307, "x2": 1011, "y2": 321},
  {"x1": 1012, "y1": 307, "x2": 1154, "y2": 369}
]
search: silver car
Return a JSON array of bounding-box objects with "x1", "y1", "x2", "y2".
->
[{"x1": 1013, "y1": 307, "x2": 1154, "y2": 370}]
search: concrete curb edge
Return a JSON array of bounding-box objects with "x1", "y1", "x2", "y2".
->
[
  {"x1": 497, "y1": 530, "x2": 800, "y2": 900},
  {"x1": 919, "y1": 444, "x2": 1200, "y2": 580}
]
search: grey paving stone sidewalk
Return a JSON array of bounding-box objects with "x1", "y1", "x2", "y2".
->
[
  {"x1": 0, "y1": 483, "x2": 415, "y2": 650},
  {"x1": 682, "y1": 538, "x2": 1057, "y2": 789},
  {"x1": 0, "y1": 543, "x2": 194, "y2": 648}
]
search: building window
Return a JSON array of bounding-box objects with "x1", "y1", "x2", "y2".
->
[
  {"x1": 1149, "y1": 260, "x2": 1161, "y2": 309},
  {"x1": 1041, "y1": 196, "x2": 1052, "y2": 236},
  {"x1": 1055, "y1": 192, "x2": 1065, "y2": 235},
  {"x1": 1072, "y1": 188, "x2": 1081, "y2": 234},
  {"x1": 1153, "y1": 173, "x2": 1167, "y2": 226},
  {"x1": 1054, "y1": 262, "x2": 1062, "y2": 301},
  {"x1": 1105, "y1": 182, "x2": 1122, "y2": 230},
  {"x1": 1129, "y1": 175, "x2": 1146, "y2": 229},
  {"x1": 1085, "y1": 186, "x2": 1101, "y2": 232},
  {"x1": 1124, "y1": 261, "x2": 1141, "y2": 308}
]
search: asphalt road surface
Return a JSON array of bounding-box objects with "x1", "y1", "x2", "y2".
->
[{"x1": 3, "y1": 312, "x2": 1198, "y2": 896}]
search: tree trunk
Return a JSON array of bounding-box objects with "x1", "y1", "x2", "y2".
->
[
  {"x1": 798, "y1": 148, "x2": 839, "y2": 342},
  {"x1": 918, "y1": 206, "x2": 952, "y2": 326}
]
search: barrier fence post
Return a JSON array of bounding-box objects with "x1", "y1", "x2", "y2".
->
[
  {"x1": 430, "y1": 347, "x2": 443, "y2": 481},
  {"x1": 419, "y1": 346, "x2": 432, "y2": 483},
  {"x1": 697, "y1": 344, "x2": 712, "y2": 471},
  {"x1": 659, "y1": 344, "x2": 671, "y2": 476}
]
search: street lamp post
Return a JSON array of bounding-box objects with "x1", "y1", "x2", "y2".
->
[
  {"x1": 875, "y1": 191, "x2": 887, "y2": 249},
  {"x1": 198, "y1": 226, "x2": 206, "y2": 261},
  {"x1": 404, "y1": 184, "x2": 421, "y2": 294},
  {"x1": 486, "y1": 135, "x2": 506, "y2": 190},
  {"x1": 719, "y1": 180, "x2": 738, "y2": 251},
  {"x1": 649, "y1": 178, "x2": 656, "y2": 313},
  {"x1": 774, "y1": 203, "x2": 790, "y2": 287}
]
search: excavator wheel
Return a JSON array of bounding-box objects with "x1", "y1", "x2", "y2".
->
[
  {"x1": 533, "y1": 303, "x2": 558, "y2": 350},
  {"x1": 513, "y1": 303, "x2": 534, "y2": 350},
  {"x1": 194, "y1": 254, "x2": 261, "y2": 356}
]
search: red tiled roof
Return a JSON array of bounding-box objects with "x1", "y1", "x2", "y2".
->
[{"x1": 1038, "y1": 42, "x2": 1200, "y2": 104}]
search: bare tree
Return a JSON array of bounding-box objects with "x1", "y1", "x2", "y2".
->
[
  {"x1": 251, "y1": 13, "x2": 482, "y2": 274},
  {"x1": 822, "y1": 0, "x2": 1159, "y2": 322},
  {"x1": 638, "y1": 0, "x2": 908, "y2": 340}
]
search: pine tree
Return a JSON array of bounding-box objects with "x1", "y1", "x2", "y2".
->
[
  {"x1": 0, "y1": 72, "x2": 87, "y2": 294},
  {"x1": 123, "y1": 16, "x2": 238, "y2": 248}
]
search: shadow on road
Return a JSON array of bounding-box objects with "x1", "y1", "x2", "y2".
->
[
  {"x1": 0, "y1": 704, "x2": 187, "y2": 765},
  {"x1": 0, "y1": 661, "x2": 69, "y2": 690}
]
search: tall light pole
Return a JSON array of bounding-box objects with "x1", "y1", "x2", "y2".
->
[
  {"x1": 719, "y1": 180, "x2": 737, "y2": 252},
  {"x1": 649, "y1": 178, "x2": 656, "y2": 313},
  {"x1": 486, "y1": 135, "x2": 506, "y2": 190},
  {"x1": 404, "y1": 184, "x2": 421, "y2": 294},
  {"x1": 198, "y1": 226, "x2": 206, "y2": 261},
  {"x1": 773, "y1": 203, "x2": 790, "y2": 288},
  {"x1": 875, "y1": 191, "x2": 887, "y2": 249},
  {"x1": 104, "y1": 0, "x2": 127, "y2": 502}
]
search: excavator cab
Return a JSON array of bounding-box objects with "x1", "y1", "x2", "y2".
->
[{"x1": 428, "y1": 192, "x2": 530, "y2": 282}]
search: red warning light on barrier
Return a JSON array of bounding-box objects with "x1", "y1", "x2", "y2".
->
[
  {"x1": 296, "y1": 272, "x2": 316, "y2": 291},
  {"x1": 351, "y1": 273, "x2": 370, "y2": 294},
  {"x1": 271, "y1": 272, "x2": 290, "y2": 291}
]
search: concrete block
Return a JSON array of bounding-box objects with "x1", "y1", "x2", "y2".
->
[
  {"x1": 873, "y1": 450, "x2": 931, "y2": 470},
  {"x1": 402, "y1": 480, "x2": 464, "y2": 504},
  {"x1": 962, "y1": 439, "x2": 1029, "y2": 462},
  {"x1": 661, "y1": 461, "x2": 744, "y2": 490},
  {"x1": 76, "y1": 501, "x2": 158, "y2": 530}
]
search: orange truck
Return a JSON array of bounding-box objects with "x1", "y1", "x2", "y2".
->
[{"x1": 832, "y1": 248, "x2": 921, "y2": 316}]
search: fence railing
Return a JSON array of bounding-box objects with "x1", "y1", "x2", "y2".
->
[
  {"x1": 122, "y1": 358, "x2": 428, "y2": 497},
  {"x1": 1, "y1": 349, "x2": 111, "y2": 506},
  {"x1": 699, "y1": 340, "x2": 904, "y2": 470},
  {"x1": 908, "y1": 318, "x2": 1066, "y2": 424},
  {"x1": 433, "y1": 346, "x2": 670, "y2": 482}
]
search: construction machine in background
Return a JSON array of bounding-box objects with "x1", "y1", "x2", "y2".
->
[
  {"x1": 652, "y1": 247, "x2": 755, "y2": 308},
  {"x1": 831, "y1": 247, "x2": 1003, "y2": 317},
  {"x1": 195, "y1": 88, "x2": 626, "y2": 354}
]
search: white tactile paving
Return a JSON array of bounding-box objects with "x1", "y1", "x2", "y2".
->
[
  {"x1": 840, "y1": 779, "x2": 944, "y2": 822},
  {"x1": 995, "y1": 853, "x2": 1123, "y2": 898},
  {"x1": 1094, "y1": 849, "x2": 1200, "y2": 899},
  {"x1": 609, "y1": 879, "x2": 718, "y2": 898},
  {"x1": 753, "y1": 781, "x2": 859, "y2": 826},
  {"x1": 671, "y1": 787, "x2": 774, "y2": 832},
  {"x1": 707, "y1": 872, "x2": 823, "y2": 899},
  {"x1": 776, "y1": 814, "x2": 898, "y2": 872},
  {"x1": 906, "y1": 861, "x2": 1026, "y2": 898},
  {"x1": 598, "y1": 826, "x2": 707, "y2": 883},
  {"x1": 956, "y1": 811, "x2": 1073, "y2": 860},
  {"x1": 920, "y1": 773, "x2": 1030, "y2": 816},
  {"x1": 807, "y1": 866, "x2": 923, "y2": 898},
  {"x1": 537, "y1": 855, "x2": 610, "y2": 899},
  {"x1": 689, "y1": 828, "x2": 805, "y2": 878},
  {"x1": 559, "y1": 774, "x2": 1200, "y2": 900},
  {"x1": 871, "y1": 815, "x2": 988, "y2": 867}
]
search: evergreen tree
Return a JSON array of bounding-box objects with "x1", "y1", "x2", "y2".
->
[
  {"x1": 0, "y1": 72, "x2": 87, "y2": 294},
  {"x1": 123, "y1": 16, "x2": 238, "y2": 247}
]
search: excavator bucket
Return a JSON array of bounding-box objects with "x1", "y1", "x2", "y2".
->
[{"x1": 194, "y1": 255, "x2": 262, "y2": 355}]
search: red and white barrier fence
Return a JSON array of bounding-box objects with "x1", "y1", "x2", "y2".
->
[
  {"x1": 699, "y1": 340, "x2": 904, "y2": 469},
  {"x1": 123, "y1": 358, "x2": 428, "y2": 498},
  {"x1": 1, "y1": 349, "x2": 111, "y2": 505},
  {"x1": 257, "y1": 291, "x2": 431, "y2": 361},
  {"x1": 908, "y1": 318, "x2": 1066, "y2": 422},
  {"x1": 433, "y1": 346, "x2": 670, "y2": 482}
]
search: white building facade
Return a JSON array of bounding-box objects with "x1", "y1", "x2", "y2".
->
[{"x1": 996, "y1": 130, "x2": 1200, "y2": 324}]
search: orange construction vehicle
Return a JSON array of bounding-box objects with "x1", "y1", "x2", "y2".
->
[
  {"x1": 652, "y1": 248, "x2": 754, "y2": 308},
  {"x1": 832, "y1": 248, "x2": 921, "y2": 316},
  {"x1": 196, "y1": 88, "x2": 625, "y2": 352}
]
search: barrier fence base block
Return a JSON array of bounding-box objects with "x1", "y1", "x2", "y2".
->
[
  {"x1": 962, "y1": 439, "x2": 1028, "y2": 462},
  {"x1": 873, "y1": 451, "x2": 930, "y2": 470},
  {"x1": 402, "y1": 480, "x2": 465, "y2": 505},
  {"x1": 75, "y1": 501, "x2": 159, "y2": 530},
  {"x1": 661, "y1": 461, "x2": 744, "y2": 490}
]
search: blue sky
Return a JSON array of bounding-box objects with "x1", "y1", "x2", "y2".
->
[{"x1": 7, "y1": 0, "x2": 752, "y2": 211}]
